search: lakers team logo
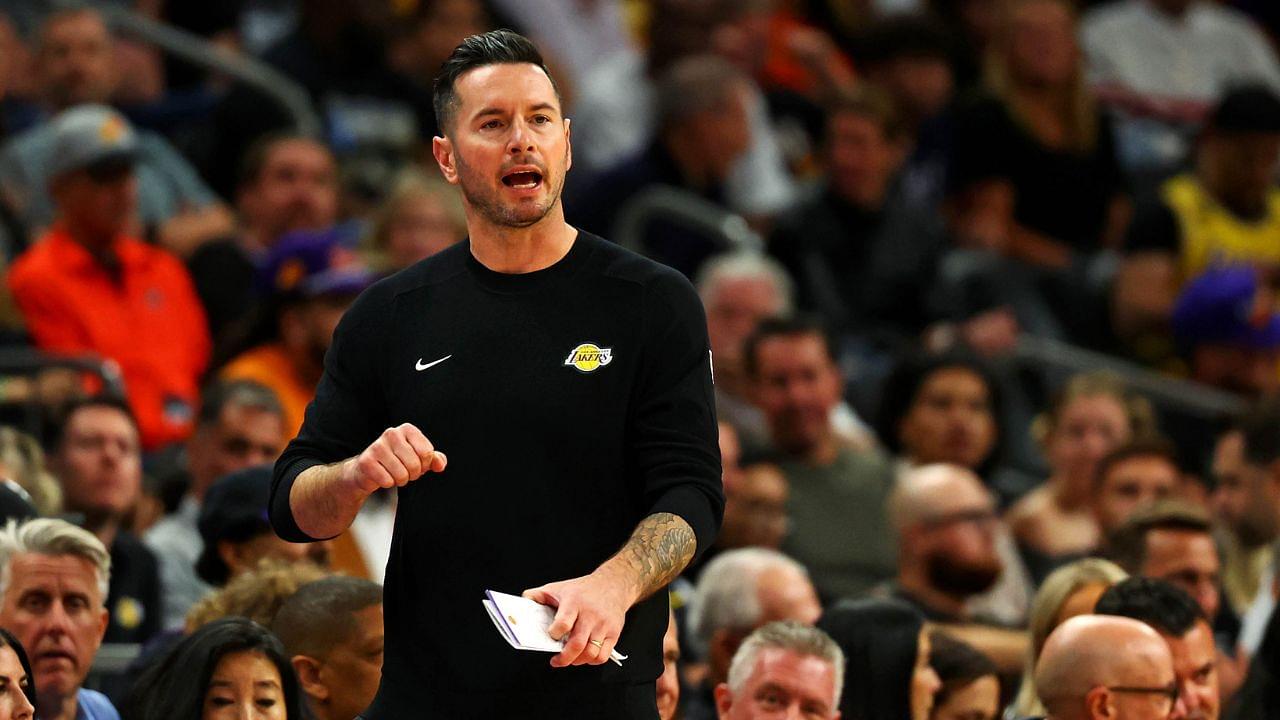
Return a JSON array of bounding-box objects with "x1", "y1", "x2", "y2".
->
[{"x1": 564, "y1": 343, "x2": 613, "y2": 373}]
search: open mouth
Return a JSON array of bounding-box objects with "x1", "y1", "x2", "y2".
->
[{"x1": 501, "y1": 169, "x2": 544, "y2": 190}]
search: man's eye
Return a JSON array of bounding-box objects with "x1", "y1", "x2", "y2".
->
[{"x1": 481, "y1": 120, "x2": 502, "y2": 130}]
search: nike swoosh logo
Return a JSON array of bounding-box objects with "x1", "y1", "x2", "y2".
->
[{"x1": 415, "y1": 355, "x2": 452, "y2": 372}]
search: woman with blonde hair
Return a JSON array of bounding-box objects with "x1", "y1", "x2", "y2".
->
[
  {"x1": 947, "y1": 0, "x2": 1128, "y2": 344},
  {"x1": 364, "y1": 168, "x2": 466, "y2": 271},
  {"x1": 1005, "y1": 371, "x2": 1155, "y2": 580},
  {"x1": 0, "y1": 426, "x2": 60, "y2": 517},
  {"x1": 1007, "y1": 558, "x2": 1128, "y2": 719}
]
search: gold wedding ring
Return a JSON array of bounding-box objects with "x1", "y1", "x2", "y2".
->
[{"x1": 590, "y1": 639, "x2": 604, "y2": 648}]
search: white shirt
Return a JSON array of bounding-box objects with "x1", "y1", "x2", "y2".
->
[{"x1": 1081, "y1": 0, "x2": 1280, "y2": 172}]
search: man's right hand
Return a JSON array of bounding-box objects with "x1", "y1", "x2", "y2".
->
[{"x1": 342, "y1": 423, "x2": 447, "y2": 495}]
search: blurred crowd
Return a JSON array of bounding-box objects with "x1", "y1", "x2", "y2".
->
[{"x1": 0, "y1": 0, "x2": 1269, "y2": 719}]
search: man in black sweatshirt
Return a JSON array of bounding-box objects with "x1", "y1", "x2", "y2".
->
[{"x1": 269, "y1": 30, "x2": 723, "y2": 719}]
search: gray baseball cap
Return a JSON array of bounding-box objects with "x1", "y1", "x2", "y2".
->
[{"x1": 48, "y1": 104, "x2": 140, "y2": 180}]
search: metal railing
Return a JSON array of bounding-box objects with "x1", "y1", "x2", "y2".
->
[
  {"x1": 95, "y1": 4, "x2": 321, "y2": 138},
  {"x1": 90, "y1": 642, "x2": 142, "y2": 676},
  {"x1": 1013, "y1": 334, "x2": 1248, "y2": 419},
  {"x1": 0, "y1": 348, "x2": 128, "y2": 439},
  {"x1": 612, "y1": 185, "x2": 764, "y2": 258}
]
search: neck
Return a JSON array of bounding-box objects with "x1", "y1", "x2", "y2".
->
[
  {"x1": 63, "y1": 219, "x2": 119, "y2": 256},
  {"x1": 239, "y1": 226, "x2": 274, "y2": 254},
  {"x1": 1012, "y1": 84, "x2": 1074, "y2": 128},
  {"x1": 467, "y1": 207, "x2": 577, "y2": 274},
  {"x1": 785, "y1": 430, "x2": 840, "y2": 467},
  {"x1": 83, "y1": 515, "x2": 119, "y2": 550},
  {"x1": 661, "y1": 132, "x2": 715, "y2": 192},
  {"x1": 898, "y1": 566, "x2": 969, "y2": 619},
  {"x1": 1202, "y1": 174, "x2": 1264, "y2": 220},
  {"x1": 40, "y1": 689, "x2": 77, "y2": 720},
  {"x1": 1050, "y1": 474, "x2": 1092, "y2": 510}
]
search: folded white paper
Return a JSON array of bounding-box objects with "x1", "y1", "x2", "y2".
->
[{"x1": 483, "y1": 589, "x2": 627, "y2": 666}]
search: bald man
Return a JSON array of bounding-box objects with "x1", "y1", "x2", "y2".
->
[
  {"x1": 888, "y1": 464, "x2": 1005, "y2": 622},
  {"x1": 885, "y1": 464, "x2": 1033, "y2": 674},
  {"x1": 1036, "y1": 615, "x2": 1183, "y2": 720}
]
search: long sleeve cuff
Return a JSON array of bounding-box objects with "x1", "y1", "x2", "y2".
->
[{"x1": 647, "y1": 482, "x2": 724, "y2": 565}]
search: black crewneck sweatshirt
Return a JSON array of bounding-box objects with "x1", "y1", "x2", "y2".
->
[{"x1": 271, "y1": 231, "x2": 723, "y2": 718}]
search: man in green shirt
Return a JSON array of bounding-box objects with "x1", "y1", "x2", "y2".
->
[{"x1": 742, "y1": 316, "x2": 896, "y2": 603}]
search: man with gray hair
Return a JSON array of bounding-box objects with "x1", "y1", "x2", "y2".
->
[
  {"x1": 697, "y1": 251, "x2": 794, "y2": 449},
  {"x1": 1035, "y1": 614, "x2": 1183, "y2": 720},
  {"x1": 685, "y1": 548, "x2": 822, "y2": 720},
  {"x1": 714, "y1": 620, "x2": 844, "y2": 720},
  {"x1": 0, "y1": 518, "x2": 118, "y2": 720}
]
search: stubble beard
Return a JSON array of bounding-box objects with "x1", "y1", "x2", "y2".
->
[{"x1": 455, "y1": 150, "x2": 566, "y2": 229}]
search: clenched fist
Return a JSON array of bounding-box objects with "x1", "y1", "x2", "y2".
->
[{"x1": 342, "y1": 423, "x2": 447, "y2": 495}]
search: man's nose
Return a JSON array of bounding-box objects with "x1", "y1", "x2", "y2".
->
[
  {"x1": 507, "y1": 119, "x2": 535, "y2": 154},
  {"x1": 43, "y1": 600, "x2": 73, "y2": 636},
  {"x1": 1178, "y1": 677, "x2": 1202, "y2": 711}
]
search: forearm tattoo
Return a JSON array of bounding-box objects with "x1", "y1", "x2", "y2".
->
[{"x1": 619, "y1": 512, "x2": 696, "y2": 598}]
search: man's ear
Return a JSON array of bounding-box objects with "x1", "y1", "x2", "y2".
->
[
  {"x1": 95, "y1": 606, "x2": 109, "y2": 644},
  {"x1": 1085, "y1": 686, "x2": 1114, "y2": 719},
  {"x1": 433, "y1": 136, "x2": 459, "y2": 185},
  {"x1": 217, "y1": 539, "x2": 243, "y2": 578},
  {"x1": 564, "y1": 117, "x2": 572, "y2": 173},
  {"x1": 291, "y1": 655, "x2": 329, "y2": 702},
  {"x1": 713, "y1": 682, "x2": 734, "y2": 715}
]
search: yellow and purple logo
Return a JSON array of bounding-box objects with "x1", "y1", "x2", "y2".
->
[{"x1": 563, "y1": 343, "x2": 613, "y2": 373}]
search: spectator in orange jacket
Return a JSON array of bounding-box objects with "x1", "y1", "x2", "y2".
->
[{"x1": 7, "y1": 105, "x2": 210, "y2": 450}]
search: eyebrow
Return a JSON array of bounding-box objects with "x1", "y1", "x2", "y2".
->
[{"x1": 472, "y1": 103, "x2": 558, "y2": 119}]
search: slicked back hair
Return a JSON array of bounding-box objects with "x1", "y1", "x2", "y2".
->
[
  {"x1": 432, "y1": 29, "x2": 560, "y2": 136},
  {"x1": 1095, "y1": 577, "x2": 1206, "y2": 638}
]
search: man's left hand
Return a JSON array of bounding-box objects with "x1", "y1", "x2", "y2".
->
[{"x1": 523, "y1": 568, "x2": 638, "y2": 668}]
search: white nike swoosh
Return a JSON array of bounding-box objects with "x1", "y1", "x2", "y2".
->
[{"x1": 415, "y1": 355, "x2": 452, "y2": 372}]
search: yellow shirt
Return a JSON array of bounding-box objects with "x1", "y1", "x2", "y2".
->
[{"x1": 1163, "y1": 174, "x2": 1280, "y2": 281}]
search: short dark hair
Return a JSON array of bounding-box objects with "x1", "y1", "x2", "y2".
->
[
  {"x1": 271, "y1": 576, "x2": 382, "y2": 659},
  {"x1": 236, "y1": 132, "x2": 330, "y2": 190},
  {"x1": 1107, "y1": 500, "x2": 1213, "y2": 574},
  {"x1": 197, "y1": 380, "x2": 284, "y2": 428},
  {"x1": 1236, "y1": 398, "x2": 1280, "y2": 467},
  {"x1": 929, "y1": 631, "x2": 997, "y2": 709},
  {"x1": 52, "y1": 394, "x2": 138, "y2": 450},
  {"x1": 742, "y1": 315, "x2": 838, "y2": 378},
  {"x1": 1095, "y1": 577, "x2": 1206, "y2": 638},
  {"x1": 1209, "y1": 83, "x2": 1280, "y2": 135},
  {"x1": 432, "y1": 29, "x2": 559, "y2": 136},
  {"x1": 1094, "y1": 437, "x2": 1181, "y2": 490},
  {"x1": 826, "y1": 85, "x2": 905, "y2": 142}
]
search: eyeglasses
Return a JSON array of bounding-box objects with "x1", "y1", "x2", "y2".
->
[
  {"x1": 919, "y1": 509, "x2": 998, "y2": 530},
  {"x1": 1107, "y1": 683, "x2": 1179, "y2": 712}
]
